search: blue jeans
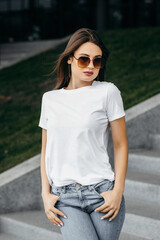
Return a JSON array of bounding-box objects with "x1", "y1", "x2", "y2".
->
[{"x1": 50, "y1": 179, "x2": 125, "y2": 240}]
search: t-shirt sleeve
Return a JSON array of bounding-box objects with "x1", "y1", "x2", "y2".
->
[
  {"x1": 106, "y1": 83, "x2": 125, "y2": 122},
  {"x1": 38, "y1": 93, "x2": 48, "y2": 130}
]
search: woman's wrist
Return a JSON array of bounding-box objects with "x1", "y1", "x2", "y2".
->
[
  {"x1": 112, "y1": 186, "x2": 124, "y2": 195},
  {"x1": 41, "y1": 190, "x2": 50, "y2": 198}
]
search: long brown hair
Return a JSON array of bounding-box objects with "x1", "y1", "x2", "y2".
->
[{"x1": 51, "y1": 28, "x2": 110, "y2": 90}]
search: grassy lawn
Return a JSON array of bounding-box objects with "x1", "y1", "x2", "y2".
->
[{"x1": 0, "y1": 26, "x2": 160, "y2": 173}]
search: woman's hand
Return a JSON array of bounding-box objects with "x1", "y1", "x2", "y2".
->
[
  {"x1": 94, "y1": 189, "x2": 123, "y2": 221},
  {"x1": 42, "y1": 192, "x2": 67, "y2": 226}
]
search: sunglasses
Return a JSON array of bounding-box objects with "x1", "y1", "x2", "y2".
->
[{"x1": 73, "y1": 55, "x2": 105, "y2": 69}]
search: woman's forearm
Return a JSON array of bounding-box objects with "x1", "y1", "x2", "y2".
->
[
  {"x1": 112, "y1": 143, "x2": 128, "y2": 194},
  {"x1": 40, "y1": 149, "x2": 50, "y2": 198}
]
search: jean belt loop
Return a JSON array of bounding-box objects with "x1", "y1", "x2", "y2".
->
[
  {"x1": 62, "y1": 186, "x2": 66, "y2": 194},
  {"x1": 50, "y1": 179, "x2": 53, "y2": 186},
  {"x1": 88, "y1": 185, "x2": 93, "y2": 191}
]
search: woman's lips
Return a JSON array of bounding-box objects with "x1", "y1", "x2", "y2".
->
[{"x1": 83, "y1": 71, "x2": 94, "y2": 76}]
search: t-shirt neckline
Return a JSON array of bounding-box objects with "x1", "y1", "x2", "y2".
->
[{"x1": 61, "y1": 80, "x2": 97, "y2": 92}]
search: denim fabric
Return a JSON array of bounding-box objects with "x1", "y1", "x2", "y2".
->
[{"x1": 50, "y1": 179, "x2": 125, "y2": 240}]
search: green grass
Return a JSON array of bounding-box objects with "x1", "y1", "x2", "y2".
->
[{"x1": 0, "y1": 26, "x2": 160, "y2": 173}]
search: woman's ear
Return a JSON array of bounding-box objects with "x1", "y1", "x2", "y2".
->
[{"x1": 67, "y1": 56, "x2": 72, "y2": 64}]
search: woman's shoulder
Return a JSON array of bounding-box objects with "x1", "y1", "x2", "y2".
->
[
  {"x1": 42, "y1": 89, "x2": 60, "y2": 99},
  {"x1": 96, "y1": 81, "x2": 120, "y2": 92}
]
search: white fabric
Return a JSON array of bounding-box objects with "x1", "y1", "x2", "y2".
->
[{"x1": 38, "y1": 80, "x2": 125, "y2": 187}]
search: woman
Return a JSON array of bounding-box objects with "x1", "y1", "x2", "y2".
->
[{"x1": 38, "y1": 28, "x2": 128, "y2": 240}]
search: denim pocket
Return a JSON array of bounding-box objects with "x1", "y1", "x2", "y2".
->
[
  {"x1": 51, "y1": 186, "x2": 63, "y2": 200},
  {"x1": 92, "y1": 179, "x2": 114, "y2": 198}
]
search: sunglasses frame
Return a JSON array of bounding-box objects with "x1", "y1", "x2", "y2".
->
[{"x1": 73, "y1": 55, "x2": 105, "y2": 69}]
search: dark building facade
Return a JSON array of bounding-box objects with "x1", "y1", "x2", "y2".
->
[{"x1": 0, "y1": 0, "x2": 159, "y2": 43}]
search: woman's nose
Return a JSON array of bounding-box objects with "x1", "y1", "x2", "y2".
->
[{"x1": 87, "y1": 59, "x2": 94, "y2": 68}]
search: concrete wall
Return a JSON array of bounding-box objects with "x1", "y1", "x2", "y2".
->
[
  {"x1": 109, "y1": 104, "x2": 160, "y2": 168},
  {"x1": 0, "y1": 155, "x2": 44, "y2": 214},
  {"x1": 0, "y1": 93, "x2": 159, "y2": 214}
]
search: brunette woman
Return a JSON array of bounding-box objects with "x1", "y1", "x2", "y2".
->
[{"x1": 38, "y1": 28, "x2": 128, "y2": 240}]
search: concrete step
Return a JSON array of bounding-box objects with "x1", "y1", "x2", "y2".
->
[
  {"x1": 128, "y1": 148, "x2": 160, "y2": 175},
  {"x1": 119, "y1": 232, "x2": 153, "y2": 240},
  {"x1": 149, "y1": 133, "x2": 160, "y2": 150},
  {"x1": 0, "y1": 211, "x2": 62, "y2": 240},
  {"x1": 124, "y1": 196, "x2": 160, "y2": 221},
  {"x1": 120, "y1": 197, "x2": 160, "y2": 239},
  {"x1": 0, "y1": 205, "x2": 160, "y2": 240},
  {"x1": 121, "y1": 213, "x2": 160, "y2": 240},
  {"x1": 0, "y1": 233, "x2": 23, "y2": 240},
  {"x1": 125, "y1": 168, "x2": 160, "y2": 203}
]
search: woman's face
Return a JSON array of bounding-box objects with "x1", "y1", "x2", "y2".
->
[{"x1": 67, "y1": 42, "x2": 102, "y2": 84}]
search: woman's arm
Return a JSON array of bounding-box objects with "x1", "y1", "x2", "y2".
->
[
  {"x1": 40, "y1": 128, "x2": 50, "y2": 198},
  {"x1": 40, "y1": 128, "x2": 66, "y2": 225},
  {"x1": 110, "y1": 116, "x2": 128, "y2": 194},
  {"x1": 94, "y1": 116, "x2": 128, "y2": 221}
]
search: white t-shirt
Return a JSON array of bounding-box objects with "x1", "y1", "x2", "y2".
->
[{"x1": 38, "y1": 80, "x2": 125, "y2": 187}]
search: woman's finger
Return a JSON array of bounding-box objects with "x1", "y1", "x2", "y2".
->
[
  {"x1": 47, "y1": 211, "x2": 59, "y2": 225},
  {"x1": 52, "y1": 207, "x2": 66, "y2": 225},
  {"x1": 100, "y1": 206, "x2": 112, "y2": 213},
  {"x1": 48, "y1": 210, "x2": 63, "y2": 226},
  {"x1": 109, "y1": 209, "x2": 119, "y2": 221},
  {"x1": 54, "y1": 207, "x2": 67, "y2": 219},
  {"x1": 101, "y1": 208, "x2": 115, "y2": 219}
]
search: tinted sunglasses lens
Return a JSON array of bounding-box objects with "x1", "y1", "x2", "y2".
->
[
  {"x1": 78, "y1": 57, "x2": 90, "y2": 67},
  {"x1": 93, "y1": 58, "x2": 104, "y2": 69}
]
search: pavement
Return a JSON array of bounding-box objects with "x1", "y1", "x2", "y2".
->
[{"x1": 0, "y1": 35, "x2": 71, "y2": 70}]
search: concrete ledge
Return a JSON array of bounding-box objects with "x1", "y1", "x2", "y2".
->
[
  {"x1": 124, "y1": 93, "x2": 160, "y2": 149},
  {"x1": 0, "y1": 154, "x2": 44, "y2": 214},
  {"x1": 125, "y1": 93, "x2": 160, "y2": 122},
  {"x1": 108, "y1": 93, "x2": 160, "y2": 168},
  {"x1": 0, "y1": 154, "x2": 40, "y2": 187}
]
